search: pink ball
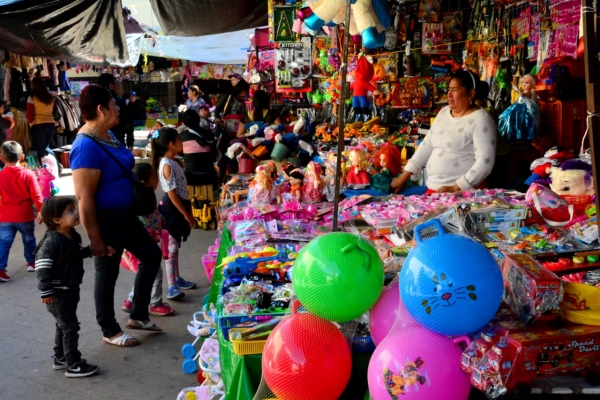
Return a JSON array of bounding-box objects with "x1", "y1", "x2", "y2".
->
[
  {"x1": 368, "y1": 325, "x2": 471, "y2": 400},
  {"x1": 369, "y1": 282, "x2": 417, "y2": 345}
]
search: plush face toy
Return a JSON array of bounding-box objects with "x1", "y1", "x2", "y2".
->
[{"x1": 549, "y1": 159, "x2": 594, "y2": 197}]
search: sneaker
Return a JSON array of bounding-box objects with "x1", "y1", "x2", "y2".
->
[
  {"x1": 149, "y1": 302, "x2": 175, "y2": 316},
  {"x1": 177, "y1": 277, "x2": 197, "y2": 290},
  {"x1": 0, "y1": 270, "x2": 10, "y2": 282},
  {"x1": 52, "y1": 355, "x2": 67, "y2": 370},
  {"x1": 167, "y1": 285, "x2": 185, "y2": 300},
  {"x1": 65, "y1": 360, "x2": 99, "y2": 378},
  {"x1": 122, "y1": 300, "x2": 133, "y2": 313},
  {"x1": 26, "y1": 262, "x2": 35, "y2": 272}
]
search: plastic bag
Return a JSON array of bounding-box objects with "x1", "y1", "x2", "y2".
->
[{"x1": 498, "y1": 95, "x2": 540, "y2": 142}]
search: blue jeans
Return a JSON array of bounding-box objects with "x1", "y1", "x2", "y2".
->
[{"x1": 0, "y1": 221, "x2": 36, "y2": 271}]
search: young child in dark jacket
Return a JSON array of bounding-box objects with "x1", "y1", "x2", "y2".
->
[{"x1": 35, "y1": 197, "x2": 103, "y2": 378}]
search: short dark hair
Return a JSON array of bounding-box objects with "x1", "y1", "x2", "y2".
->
[
  {"x1": 183, "y1": 109, "x2": 201, "y2": 128},
  {"x1": 97, "y1": 73, "x2": 116, "y2": 89},
  {"x1": 132, "y1": 162, "x2": 155, "y2": 183},
  {"x1": 451, "y1": 70, "x2": 488, "y2": 101},
  {"x1": 235, "y1": 79, "x2": 250, "y2": 92},
  {"x1": 79, "y1": 85, "x2": 113, "y2": 121},
  {"x1": 1, "y1": 141, "x2": 23, "y2": 163},
  {"x1": 41, "y1": 197, "x2": 77, "y2": 230}
]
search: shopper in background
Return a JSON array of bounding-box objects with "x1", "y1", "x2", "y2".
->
[
  {"x1": 228, "y1": 73, "x2": 242, "y2": 88},
  {"x1": 185, "y1": 85, "x2": 206, "y2": 113},
  {"x1": 71, "y1": 84, "x2": 163, "y2": 348},
  {"x1": 236, "y1": 90, "x2": 278, "y2": 137},
  {"x1": 26, "y1": 78, "x2": 56, "y2": 164},
  {"x1": 97, "y1": 73, "x2": 134, "y2": 150},
  {"x1": 214, "y1": 79, "x2": 249, "y2": 120},
  {"x1": 180, "y1": 109, "x2": 217, "y2": 189},
  {"x1": 198, "y1": 105, "x2": 211, "y2": 130},
  {"x1": 0, "y1": 141, "x2": 43, "y2": 281},
  {"x1": 129, "y1": 91, "x2": 147, "y2": 129},
  {"x1": 0, "y1": 100, "x2": 13, "y2": 168}
]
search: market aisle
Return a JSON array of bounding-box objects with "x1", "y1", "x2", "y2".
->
[{"x1": 0, "y1": 189, "x2": 217, "y2": 399}]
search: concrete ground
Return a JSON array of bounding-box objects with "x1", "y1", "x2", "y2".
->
[{"x1": 0, "y1": 145, "x2": 218, "y2": 399}]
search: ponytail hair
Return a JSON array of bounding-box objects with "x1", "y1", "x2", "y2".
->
[{"x1": 150, "y1": 127, "x2": 179, "y2": 169}]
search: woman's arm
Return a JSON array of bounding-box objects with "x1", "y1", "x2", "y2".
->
[
  {"x1": 456, "y1": 113, "x2": 497, "y2": 190},
  {"x1": 73, "y1": 168, "x2": 107, "y2": 256}
]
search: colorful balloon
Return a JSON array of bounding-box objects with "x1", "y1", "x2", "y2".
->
[
  {"x1": 293, "y1": 232, "x2": 384, "y2": 322},
  {"x1": 400, "y1": 220, "x2": 503, "y2": 335},
  {"x1": 368, "y1": 325, "x2": 471, "y2": 400},
  {"x1": 262, "y1": 308, "x2": 352, "y2": 400},
  {"x1": 369, "y1": 281, "x2": 417, "y2": 345}
]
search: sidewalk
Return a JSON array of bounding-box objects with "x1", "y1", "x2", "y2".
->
[{"x1": 0, "y1": 171, "x2": 217, "y2": 399}]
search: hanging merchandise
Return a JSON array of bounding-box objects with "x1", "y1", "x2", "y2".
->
[
  {"x1": 273, "y1": 6, "x2": 296, "y2": 42},
  {"x1": 391, "y1": 77, "x2": 432, "y2": 108},
  {"x1": 418, "y1": 0, "x2": 443, "y2": 22},
  {"x1": 275, "y1": 37, "x2": 312, "y2": 92},
  {"x1": 422, "y1": 23, "x2": 451, "y2": 54}
]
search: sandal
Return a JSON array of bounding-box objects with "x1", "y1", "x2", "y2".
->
[
  {"x1": 127, "y1": 319, "x2": 163, "y2": 332},
  {"x1": 103, "y1": 332, "x2": 139, "y2": 347}
]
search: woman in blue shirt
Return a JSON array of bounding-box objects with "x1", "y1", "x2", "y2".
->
[{"x1": 70, "y1": 85, "x2": 163, "y2": 347}]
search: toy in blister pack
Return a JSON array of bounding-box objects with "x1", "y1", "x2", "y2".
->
[
  {"x1": 501, "y1": 254, "x2": 563, "y2": 325},
  {"x1": 275, "y1": 37, "x2": 312, "y2": 93},
  {"x1": 472, "y1": 326, "x2": 600, "y2": 399},
  {"x1": 231, "y1": 220, "x2": 268, "y2": 240}
]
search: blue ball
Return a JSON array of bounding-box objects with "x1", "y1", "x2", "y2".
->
[{"x1": 400, "y1": 220, "x2": 504, "y2": 336}]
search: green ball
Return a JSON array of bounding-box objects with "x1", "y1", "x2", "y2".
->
[{"x1": 292, "y1": 233, "x2": 384, "y2": 322}]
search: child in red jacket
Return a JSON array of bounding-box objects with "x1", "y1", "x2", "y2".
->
[{"x1": 0, "y1": 141, "x2": 43, "y2": 281}]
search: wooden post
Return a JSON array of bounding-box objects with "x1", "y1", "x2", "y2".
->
[
  {"x1": 332, "y1": 0, "x2": 353, "y2": 231},
  {"x1": 582, "y1": 0, "x2": 600, "y2": 223}
]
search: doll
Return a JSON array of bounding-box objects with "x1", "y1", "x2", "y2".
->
[
  {"x1": 288, "y1": 169, "x2": 304, "y2": 202},
  {"x1": 499, "y1": 73, "x2": 540, "y2": 142},
  {"x1": 323, "y1": 151, "x2": 346, "y2": 202},
  {"x1": 511, "y1": 74, "x2": 538, "y2": 104},
  {"x1": 549, "y1": 159, "x2": 594, "y2": 197},
  {"x1": 302, "y1": 161, "x2": 325, "y2": 203},
  {"x1": 370, "y1": 144, "x2": 402, "y2": 192},
  {"x1": 277, "y1": 163, "x2": 296, "y2": 195},
  {"x1": 524, "y1": 147, "x2": 576, "y2": 186},
  {"x1": 346, "y1": 148, "x2": 371, "y2": 188},
  {"x1": 249, "y1": 165, "x2": 279, "y2": 205}
]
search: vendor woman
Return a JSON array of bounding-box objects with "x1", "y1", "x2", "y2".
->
[
  {"x1": 185, "y1": 85, "x2": 206, "y2": 113},
  {"x1": 391, "y1": 70, "x2": 497, "y2": 194}
]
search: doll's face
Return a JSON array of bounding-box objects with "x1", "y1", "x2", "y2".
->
[
  {"x1": 290, "y1": 177, "x2": 301, "y2": 186},
  {"x1": 520, "y1": 76, "x2": 534, "y2": 92},
  {"x1": 380, "y1": 153, "x2": 387, "y2": 168}
]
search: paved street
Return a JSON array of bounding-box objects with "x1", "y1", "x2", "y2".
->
[{"x1": 0, "y1": 170, "x2": 217, "y2": 400}]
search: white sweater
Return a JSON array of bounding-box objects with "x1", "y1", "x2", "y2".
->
[{"x1": 404, "y1": 106, "x2": 497, "y2": 190}]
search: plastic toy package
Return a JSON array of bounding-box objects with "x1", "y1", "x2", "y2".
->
[
  {"x1": 471, "y1": 325, "x2": 600, "y2": 399},
  {"x1": 502, "y1": 254, "x2": 563, "y2": 325}
]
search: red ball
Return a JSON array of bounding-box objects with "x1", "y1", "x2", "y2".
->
[{"x1": 262, "y1": 313, "x2": 352, "y2": 400}]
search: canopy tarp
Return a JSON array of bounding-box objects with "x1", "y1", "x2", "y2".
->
[
  {"x1": 149, "y1": 0, "x2": 268, "y2": 37},
  {"x1": 0, "y1": 0, "x2": 129, "y2": 65}
]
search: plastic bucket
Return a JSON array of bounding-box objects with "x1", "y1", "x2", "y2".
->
[
  {"x1": 238, "y1": 158, "x2": 255, "y2": 174},
  {"x1": 271, "y1": 143, "x2": 290, "y2": 162}
]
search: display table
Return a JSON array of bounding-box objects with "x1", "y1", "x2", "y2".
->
[{"x1": 209, "y1": 228, "x2": 371, "y2": 400}]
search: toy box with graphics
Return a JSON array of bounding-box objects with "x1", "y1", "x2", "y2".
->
[
  {"x1": 502, "y1": 253, "x2": 563, "y2": 325},
  {"x1": 471, "y1": 326, "x2": 600, "y2": 398}
]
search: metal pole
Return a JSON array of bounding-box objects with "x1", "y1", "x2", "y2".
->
[
  {"x1": 332, "y1": 0, "x2": 352, "y2": 231},
  {"x1": 582, "y1": 0, "x2": 600, "y2": 228}
]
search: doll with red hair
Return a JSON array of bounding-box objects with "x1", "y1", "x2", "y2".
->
[{"x1": 370, "y1": 144, "x2": 402, "y2": 192}]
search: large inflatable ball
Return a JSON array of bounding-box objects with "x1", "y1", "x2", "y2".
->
[
  {"x1": 400, "y1": 220, "x2": 503, "y2": 336},
  {"x1": 293, "y1": 232, "x2": 384, "y2": 322},
  {"x1": 368, "y1": 325, "x2": 471, "y2": 400},
  {"x1": 369, "y1": 281, "x2": 417, "y2": 345},
  {"x1": 262, "y1": 307, "x2": 352, "y2": 400}
]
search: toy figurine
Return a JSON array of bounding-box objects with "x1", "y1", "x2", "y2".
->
[
  {"x1": 346, "y1": 148, "x2": 371, "y2": 188},
  {"x1": 499, "y1": 73, "x2": 540, "y2": 142},
  {"x1": 249, "y1": 165, "x2": 279, "y2": 205},
  {"x1": 302, "y1": 161, "x2": 325, "y2": 203},
  {"x1": 372, "y1": 88, "x2": 392, "y2": 122},
  {"x1": 370, "y1": 144, "x2": 402, "y2": 192},
  {"x1": 289, "y1": 169, "x2": 304, "y2": 202},
  {"x1": 277, "y1": 163, "x2": 295, "y2": 195},
  {"x1": 323, "y1": 151, "x2": 346, "y2": 202},
  {"x1": 349, "y1": 57, "x2": 378, "y2": 122},
  {"x1": 511, "y1": 74, "x2": 538, "y2": 104},
  {"x1": 524, "y1": 147, "x2": 577, "y2": 186}
]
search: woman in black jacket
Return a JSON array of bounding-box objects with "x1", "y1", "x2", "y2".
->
[{"x1": 180, "y1": 110, "x2": 218, "y2": 194}]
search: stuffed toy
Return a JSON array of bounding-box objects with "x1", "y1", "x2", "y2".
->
[
  {"x1": 351, "y1": 0, "x2": 390, "y2": 48},
  {"x1": 350, "y1": 57, "x2": 378, "y2": 122},
  {"x1": 524, "y1": 147, "x2": 577, "y2": 186},
  {"x1": 300, "y1": 0, "x2": 345, "y2": 31},
  {"x1": 549, "y1": 159, "x2": 594, "y2": 197}
]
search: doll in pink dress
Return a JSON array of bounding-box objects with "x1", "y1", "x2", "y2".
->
[
  {"x1": 249, "y1": 165, "x2": 279, "y2": 204},
  {"x1": 302, "y1": 161, "x2": 325, "y2": 203}
]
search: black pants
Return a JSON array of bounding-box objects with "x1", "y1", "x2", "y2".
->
[
  {"x1": 46, "y1": 288, "x2": 81, "y2": 367},
  {"x1": 31, "y1": 123, "x2": 55, "y2": 164},
  {"x1": 94, "y1": 210, "x2": 162, "y2": 338}
]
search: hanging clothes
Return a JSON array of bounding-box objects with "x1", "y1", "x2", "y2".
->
[{"x1": 9, "y1": 67, "x2": 30, "y2": 111}]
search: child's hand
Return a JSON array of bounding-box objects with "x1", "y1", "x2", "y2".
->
[
  {"x1": 106, "y1": 246, "x2": 116, "y2": 257},
  {"x1": 42, "y1": 297, "x2": 56, "y2": 304},
  {"x1": 185, "y1": 213, "x2": 195, "y2": 228},
  {"x1": 36, "y1": 213, "x2": 43, "y2": 224}
]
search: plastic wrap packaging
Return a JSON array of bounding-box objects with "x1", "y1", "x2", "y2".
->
[
  {"x1": 0, "y1": 0, "x2": 130, "y2": 65},
  {"x1": 502, "y1": 253, "x2": 563, "y2": 324},
  {"x1": 498, "y1": 95, "x2": 540, "y2": 142}
]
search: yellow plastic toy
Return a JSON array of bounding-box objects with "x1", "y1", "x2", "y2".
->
[
  {"x1": 191, "y1": 199, "x2": 219, "y2": 230},
  {"x1": 562, "y1": 282, "x2": 600, "y2": 326}
]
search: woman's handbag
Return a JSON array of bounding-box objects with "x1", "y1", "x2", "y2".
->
[
  {"x1": 52, "y1": 100, "x2": 62, "y2": 122},
  {"x1": 86, "y1": 135, "x2": 156, "y2": 216}
]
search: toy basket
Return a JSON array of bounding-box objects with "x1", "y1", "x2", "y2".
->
[
  {"x1": 351, "y1": 336, "x2": 376, "y2": 353},
  {"x1": 202, "y1": 254, "x2": 217, "y2": 283},
  {"x1": 218, "y1": 313, "x2": 285, "y2": 341},
  {"x1": 540, "y1": 195, "x2": 592, "y2": 222},
  {"x1": 229, "y1": 328, "x2": 267, "y2": 355}
]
